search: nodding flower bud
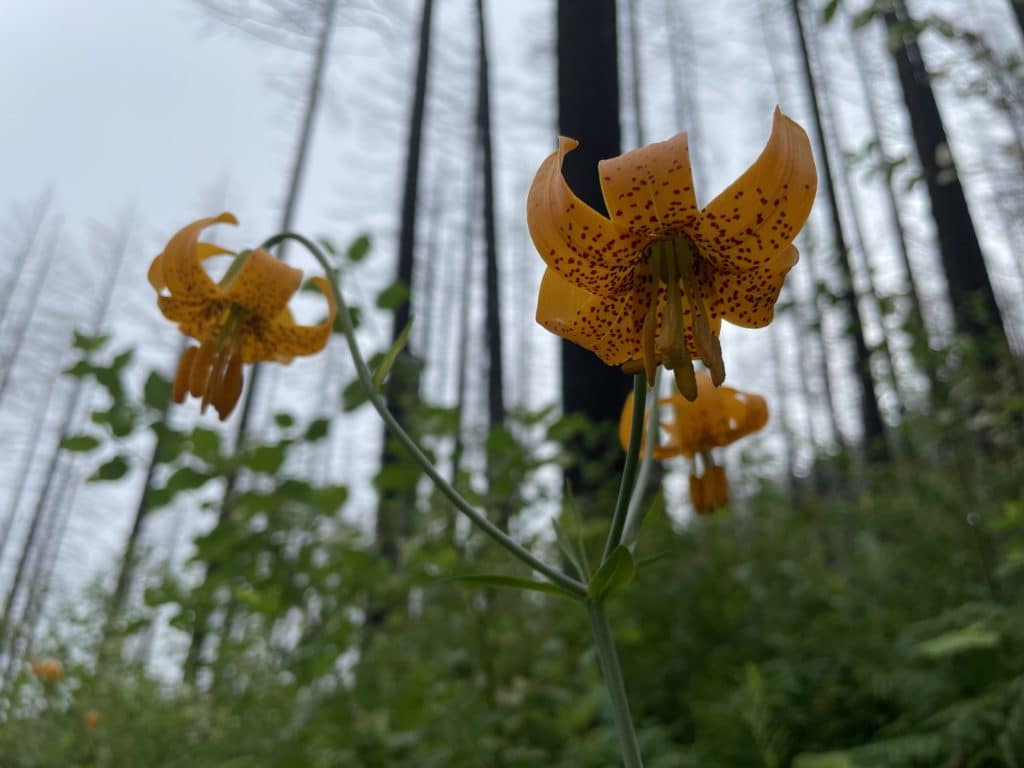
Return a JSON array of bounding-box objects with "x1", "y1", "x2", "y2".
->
[{"x1": 688, "y1": 465, "x2": 728, "y2": 516}]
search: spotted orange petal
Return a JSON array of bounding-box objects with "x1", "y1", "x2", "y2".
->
[
  {"x1": 150, "y1": 213, "x2": 238, "y2": 300},
  {"x1": 149, "y1": 241, "x2": 233, "y2": 295},
  {"x1": 527, "y1": 137, "x2": 645, "y2": 297},
  {"x1": 156, "y1": 295, "x2": 225, "y2": 343},
  {"x1": 536, "y1": 267, "x2": 647, "y2": 366},
  {"x1": 707, "y1": 245, "x2": 798, "y2": 328},
  {"x1": 242, "y1": 276, "x2": 337, "y2": 363},
  {"x1": 222, "y1": 247, "x2": 302, "y2": 320},
  {"x1": 695, "y1": 108, "x2": 816, "y2": 271},
  {"x1": 598, "y1": 132, "x2": 700, "y2": 240}
]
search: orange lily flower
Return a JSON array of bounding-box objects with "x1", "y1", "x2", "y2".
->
[
  {"x1": 83, "y1": 709, "x2": 101, "y2": 731},
  {"x1": 30, "y1": 658, "x2": 64, "y2": 682},
  {"x1": 149, "y1": 213, "x2": 337, "y2": 420},
  {"x1": 529, "y1": 108, "x2": 815, "y2": 399},
  {"x1": 619, "y1": 371, "x2": 768, "y2": 515}
]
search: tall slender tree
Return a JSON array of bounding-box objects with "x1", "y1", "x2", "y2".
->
[
  {"x1": 475, "y1": 0, "x2": 504, "y2": 437},
  {"x1": 792, "y1": 0, "x2": 887, "y2": 459},
  {"x1": 0, "y1": 221, "x2": 132, "y2": 687},
  {"x1": 882, "y1": 0, "x2": 1011, "y2": 360},
  {"x1": 0, "y1": 193, "x2": 52, "y2": 326},
  {"x1": 846, "y1": 6, "x2": 938, "y2": 398},
  {"x1": 474, "y1": 0, "x2": 513, "y2": 529},
  {"x1": 807, "y1": 18, "x2": 908, "y2": 427},
  {"x1": 376, "y1": 0, "x2": 435, "y2": 565},
  {"x1": 757, "y1": 1, "x2": 845, "y2": 452},
  {"x1": 556, "y1": 0, "x2": 631, "y2": 491}
]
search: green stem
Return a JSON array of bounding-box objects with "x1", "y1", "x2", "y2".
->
[
  {"x1": 603, "y1": 373, "x2": 647, "y2": 563},
  {"x1": 262, "y1": 232, "x2": 587, "y2": 599},
  {"x1": 586, "y1": 600, "x2": 644, "y2": 768},
  {"x1": 622, "y1": 369, "x2": 660, "y2": 547}
]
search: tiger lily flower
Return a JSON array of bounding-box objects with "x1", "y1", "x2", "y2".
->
[
  {"x1": 619, "y1": 371, "x2": 768, "y2": 515},
  {"x1": 148, "y1": 213, "x2": 336, "y2": 420},
  {"x1": 30, "y1": 658, "x2": 64, "y2": 682},
  {"x1": 529, "y1": 108, "x2": 815, "y2": 399}
]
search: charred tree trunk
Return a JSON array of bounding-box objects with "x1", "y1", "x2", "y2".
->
[
  {"x1": 792, "y1": 0, "x2": 887, "y2": 460},
  {"x1": 474, "y1": 0, "x2": 512, "y2": 529},
  {"x1": 757, "y1": 2, "x2": 845, "y2": 451},
  {"x1": 846, "y1": 7, "x2": 939, "y2": 400},
  {"x1": 882, "y1": 0, "x2": 1011, "y2": 362},
  {"x1": 375, "y1": 0, "x2": 435, "y2": 566},
  {"x1": 476, "y1": 0, "x2": 504, "y2": 434},
  {"x1": 557, "y1": 0, "x2": 631, "y2": 492},
  {"x1": 1010, "y1": 0, "x2": 1024, "y2": 40}
]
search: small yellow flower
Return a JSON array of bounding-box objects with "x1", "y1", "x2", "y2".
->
[
  {"x1": 148, "y1": 213, "x2": 337, "y2": 420},
  {"x1": 30, "y1": 658, "x2": 64, "y2": 682},
  {"x1": 529, "y1": 108, "x2": 816, "y2": 399},
  {"x1": 619, "y1": 371, "x2": 768, "y2": 515}
]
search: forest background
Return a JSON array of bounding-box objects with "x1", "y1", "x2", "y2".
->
[{"x1": 1, "y1": 0, "x2": 1024, "y2": 765}]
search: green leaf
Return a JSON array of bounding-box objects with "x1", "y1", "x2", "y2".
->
[
  {"x1": 151, "y1": 423, "x2": 188, "y2": 464},
  {"x1": 792, "y1": 752, "x2": 854, "y2": 768},
  {"x1": 111, "y1": 349, "x2": 133, "y2": 371},
  {"x1": 150, "y1": 466, "x2": 212, "y2": 508},
  {"x1": 60, "y1": 434, "x2": 100, "y2": 452},
  {"x1": 63, "y1": 360, "x2": 93, "y2": 378},
  {"x1": 342, "y1": 378, "x2": 370, "y2": 412},
  {"x1": 346, "y1": 234, "x2": 371, "y2": 263},
  {"x1": 553, "y1": 487, "x2": 590, "y2": 581},
  {"x1": 92, "y1": 404, "x2": 135, "y2": 437},
  {"x1": 89, "y1": 455, "x2": 129, "y2": 482},
  {"x1": 244, "y1": 443, "x2": 287, "y2": 475},
  {"x1": 372, "y1": 316, "x2": 414, "y2": 390},
  {"x1": 821, "y1": 0, "x2": 841, "y2": 23},
  {"x1": 274, "y1": 412, "x2": 295, "y2": 428},
  {"x1": 310, "y1": 484, "x2": 348, "y2": 513},
  {"x1": 317, "y1": 237, "x2": 337, "y2": 257},
  {"x1": 552, "y1": 518, "x2": 587, "y2": 582},
  {"x1": 333, "y1": 306, "x2": 362, "y2": 334},
  {"x1": 305, "y1": 418, "x2": 330, "y2": 442},
  {"x1": 190, "y1": 427, "x2": 221, "y2": 465},
  {"x1": 588, "y1": 546, "x2": 635, "y2": 602},
  {"x1": 374, "y1": 463, "x2": 421, "y2": 492},
  {"x1": 916, "y1": 624, "x2": 1000, "y2": 658},
  {"x1": 634, "y1": 550, "x2": 675, "y2": 570},
  {"x1": 72, "y1": 331, "x2": 109, "y2": 353},
  {"x1": 143, "y1": 372, "x2": 171, "y2": 410},
  {"x1": 448, "y1": 574, "x2": 577, "y2": 601},
  {"x1": 376, "y1": 281, "x2": 409, "y2": 310},
  {"x1": 94, "y1": 367, "x2": 125, "y2": 402}
]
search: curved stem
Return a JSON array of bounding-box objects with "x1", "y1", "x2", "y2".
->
[
  {"x1": 603, "y1": 372, "x2": 647, "y2": 563},
  {"x1": 586, "y1": 600, "x2": 644, "y2": 768},
  {"x1": 262, "y1": 232, "x2": 587, "y2": 599}
]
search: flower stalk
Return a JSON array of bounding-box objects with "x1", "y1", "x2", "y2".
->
[
  {"x1": 262, "y1": 232, "x2": 587, "y2": 600},
  {"x1": 586, "y1": 600, "x2": 644, "y2": 768},
  {"x1": 603, "y1": 372, "x2": 647, "y2": 563}
]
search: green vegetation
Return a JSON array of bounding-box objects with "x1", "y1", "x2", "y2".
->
[{"x1": 3, "y1": 334, "x2": 1023, "y2": 766}]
